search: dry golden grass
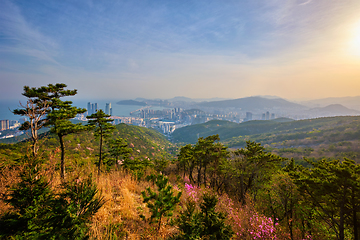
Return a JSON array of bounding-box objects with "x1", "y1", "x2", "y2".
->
[
  {"x1": 2, "y1": 160, "x2": 285, "y2": 240},
  {"x1": 0, "y1": 165, "x2": 22, "y2": 215},
  {"x1": 0, "y1": 156, "x2": 180, "y2": 239},
  {"x1": 88, "y1": 170, "x2": 173, "y2": 239}
]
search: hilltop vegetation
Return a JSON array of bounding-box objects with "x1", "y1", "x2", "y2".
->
[
  {"x1": 0, "y1": 123, "x2": 173, "y2": 168},
  {"x1": 1, "y1": 83, "x2": 360, "y2": 239},
  {"x1": 2, "y1": 133, "x2": 360, "y2": 239}
]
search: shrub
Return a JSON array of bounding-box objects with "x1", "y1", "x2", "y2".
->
[{"x1": 141, "y1": 174, "x2": 182, "y2": 231}]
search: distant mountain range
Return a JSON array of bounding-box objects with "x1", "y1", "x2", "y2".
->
[
  {"x1": 197, "y1": 96, "x2": 307, "y2": 111},
  {"x1": 301, "y1": 96, "x2": 360, "y2": 111},
  {"x1": 305, "y1": 104, "x2": 360, "y2": 117},
  {"x1": 133, "y1": 96, "x2": 231, "y2": 103},
  {"x1": 116, "y1": 96, "x2": 360, "y2": 118}
]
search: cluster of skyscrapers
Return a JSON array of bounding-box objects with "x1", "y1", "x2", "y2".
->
[
  {"x1": 243, "y1": 111, "x2": 276, "y2": 122},
  {"x1": 0, "y1": 120, "x2": 9, "y2": 131},
  {"x1": 87, "y1": 102, "x2": 112, "y2": 116},
  {"x1": 87, "y1": 102, "x2": 98, "y2": 116},
  {"x1": 0, "y1": 120, "x2": 20, "y2": 131},
  {"x1": 262, "y1": 111, "x2": 276, "y2": 120}
]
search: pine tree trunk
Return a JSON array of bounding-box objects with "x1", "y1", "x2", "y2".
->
[
  {"x1": 197, "y1": 164, "x2": 202, "y2": 187},
  {"x1": 352, "y1": 191, "x2": 359, "y2": 240},
  {"x1": 59, "y1": 134, "x2": 65, "y2": 180},
  {"x1": 203, "y1": 164, "x2": 207, "y2": 187},
  {"x1": 32, "y1": 139, "x2": 37, "y2": 158},
  {"x1": 31, "y1": 119, "x2": 38, "y2": 157},
  {"x1": 339, "y1": 192, "x2": 346, "y2": 240}
]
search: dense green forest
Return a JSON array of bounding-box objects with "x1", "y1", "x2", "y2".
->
[
  {"x1": 1, "y1": 84, "x2": 360, "y2": 239},
  {"x1": 172, "y1": 117, "x2": 360, "y2": 163}
]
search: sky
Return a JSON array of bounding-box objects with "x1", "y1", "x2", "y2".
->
[{"x1": 1, "y1": 0, "x2": 360, "y2": 101}]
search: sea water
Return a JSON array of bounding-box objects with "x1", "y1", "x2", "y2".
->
[{"x1": 0, "y1": 99, "x2": 164, "y2": 121}]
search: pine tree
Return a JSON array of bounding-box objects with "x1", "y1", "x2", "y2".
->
[
  {"x1": 171, "y1": 194, "x2": 233, "y2": 240},
  {"x1": 141, "y1": 174, "x2": 182, "y2": 231},
  {"x1": 13, "y1": 83, "x2": 86, "y2": 180},
  {"x1": 86, "y1": 110, "x2": 115, "y2": 176},
  {"x1": 291, "y1": 158, "x2": 360, "y2": 240},
  {"x1": 50, "y1": 175, "x2": 105, "y2": 239},
  {"x1": 198, "y1": 194, "x2": 233, "y2": 240},
  {"x1": 13, "y1": 86, "x2": 50, "y2": 157},
  {"x1": 46, "y1": 99, "x2": 87, "y2": 179},
  {"x1": 0, "y1": 157, "x2": 55, "y2": 239},
  {"x1": 107, "y1": 137, "x2": 133, "y2": 169}
]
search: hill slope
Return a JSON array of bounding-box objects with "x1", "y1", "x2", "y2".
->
[
  {"x1": 0, "y1": 123, "x2": 174, "y2": 166},
  {"x1": 172, "y1": 116, "x2": 360, "y2": 162}
]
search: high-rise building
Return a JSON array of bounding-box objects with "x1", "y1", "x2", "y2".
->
[
  {"x1": 265, "y1": 111, "x2": 270, "y2": 120},
  {"x1": 246, "y1": 112, "x2": 252, "y2": 121},
  {"x1": 90, "y1": 103, "x2": 98, "y2": 114},
  {"x1": 105, "y1": 103, "x2": 112, "y2": 115},
  {"x1": 141, "y1": 110, "x2": 146, "y2": 119},
  {"x1": 271, "y1": 113, "x2": 275, "y2": 120},
  {"x1": 87, "y1": 102, "x2": 91, "y2": 115},
  {"x1": 0, "y1": 120, "x2": 10, "y2": 131}
]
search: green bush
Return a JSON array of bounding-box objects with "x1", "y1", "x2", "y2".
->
[{"x1": 171, "y1": 194, "x2": 233, "y2": 240}]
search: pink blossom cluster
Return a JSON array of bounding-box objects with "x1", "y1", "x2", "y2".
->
[
  {"x1": 182, "y1": 183, "x2": 279, "y2": 239},
  {"x1": 249, "y1": 213, "x2": 277, "y2": 239},
  {"x1": 217, "y1": 195, "x2": 242, "y2": 236},
  {"x1": 217, "y1": 194, "x2": 278, "y2": 239},
  {"x1": 184, "y1": 183, "x2": 200, "y2": 202}
]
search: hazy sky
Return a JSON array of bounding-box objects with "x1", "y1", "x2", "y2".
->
[{"x1": 1, "y1": 0, "x2": 360, "y2": 101}]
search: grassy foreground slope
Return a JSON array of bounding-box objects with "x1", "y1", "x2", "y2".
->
[{"x1": 172, "y1": 116, "x2": 360, "y2": 162}]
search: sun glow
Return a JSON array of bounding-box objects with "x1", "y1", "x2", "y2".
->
[{"x1": 349, "y1": 20, "x2": 360, "y2": 57}]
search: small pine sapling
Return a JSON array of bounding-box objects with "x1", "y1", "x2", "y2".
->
[
  {"x1": 170, "y1": 200, "x2": 201, "y2": 240},
  {"x1": 199, "y1": 194, "x2": 233, "y2": 240},
  {"x1": 171, "y1": 193, "x2": 234, "y2": 240},
  {"x1": 0, "y1": 157, "x2": 54, "y2": 239},
  {"x1": 51, "y1": 175, "x2": 105, "y2": 239},
  {"x1": 141, "y1": 174, "x2": 182, "y2": 231}
]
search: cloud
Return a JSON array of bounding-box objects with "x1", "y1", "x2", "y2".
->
[
  {"x1": 0, "y1": 0, "x2": 58, "y2": 64},
  {"x1": 298, "y1": 0, "x2": 312, "y2": 6}
]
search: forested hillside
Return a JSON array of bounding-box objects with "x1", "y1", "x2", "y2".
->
[
  {"x1": 172, "y1": 116, "x2": 360, "y2": 162},
  {"x1": 2, "y1": 132, "x2": 360, "y2": 239}
]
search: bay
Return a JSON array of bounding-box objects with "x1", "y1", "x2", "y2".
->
[{"x1": 0, "y1": 99, "x2": 164, "y2": 121}]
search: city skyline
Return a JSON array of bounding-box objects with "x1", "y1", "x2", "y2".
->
[{"x1": 1, "y1": 0, "x2": 360, "y2": 101}]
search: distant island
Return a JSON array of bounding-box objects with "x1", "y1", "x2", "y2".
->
[{"x1": 116, "y1": 100, "x2": 147, "y2": 106}]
